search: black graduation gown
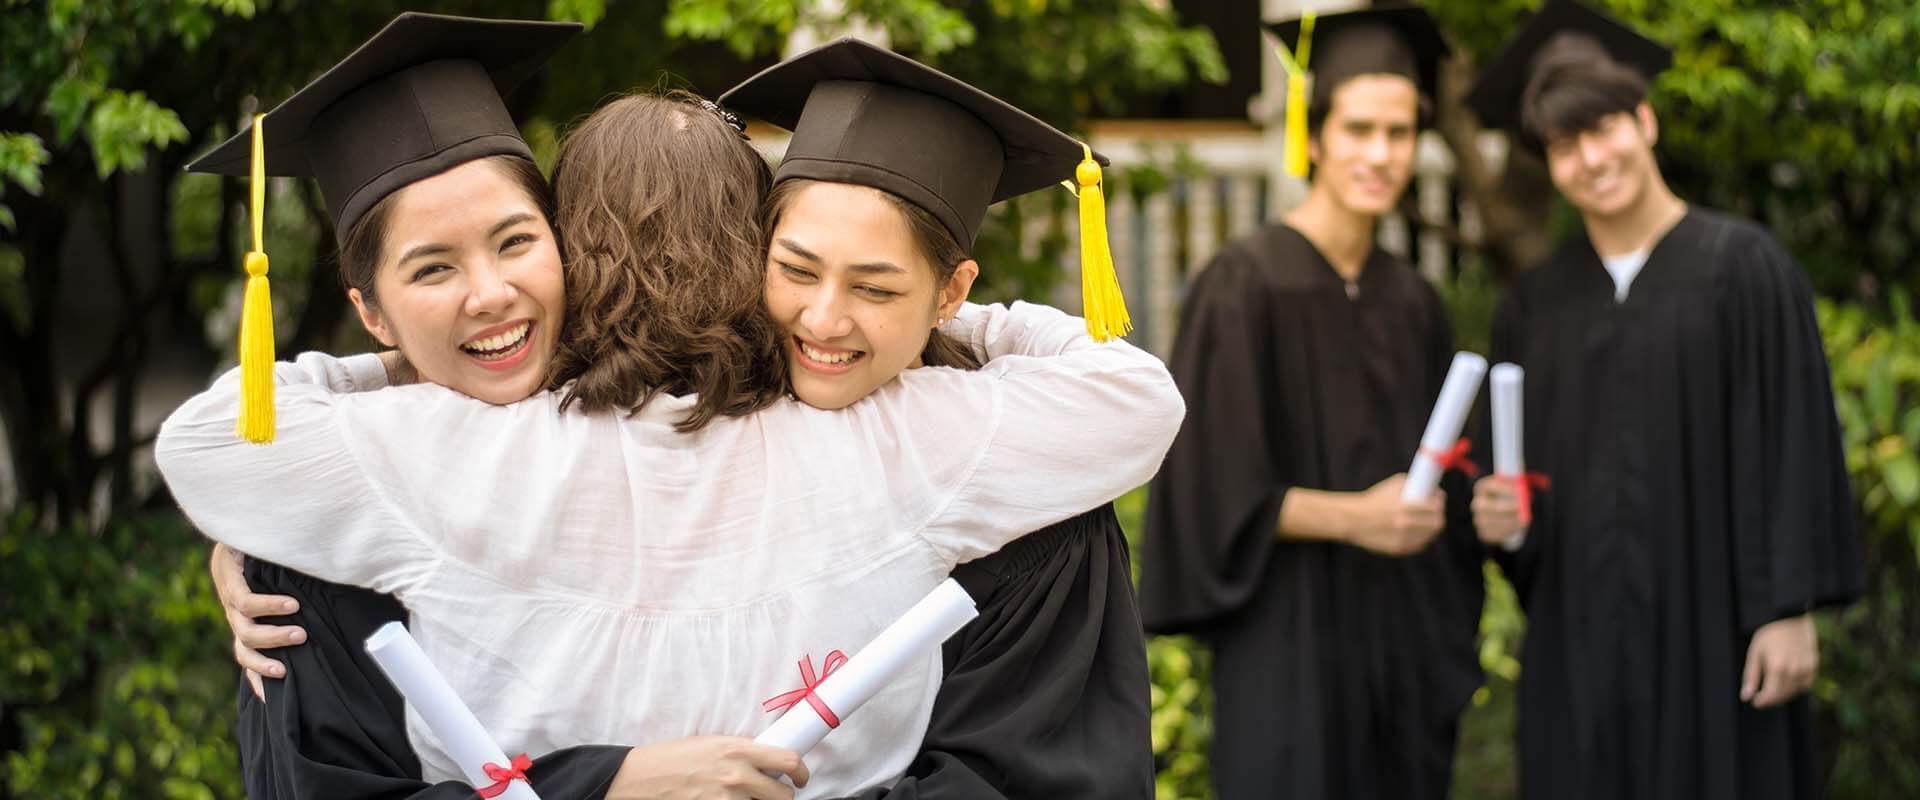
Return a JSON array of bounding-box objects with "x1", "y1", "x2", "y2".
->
[
  {"x1": 1140, "y1": 224, "x2": 1485, "y2": 800},
  {"x1": 237, "y1": 506, "x2": 1152, "y2": 800},
  {"x1": 839, "y1": 505, "x2": 1154, "y2": 799},
  {"x1": 1486, "y1": 208, "x2": 1864, "y2": 800}
]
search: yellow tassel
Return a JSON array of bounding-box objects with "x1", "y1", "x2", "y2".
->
[
  {"x1": 1071, "y1": 143, "x2": 1130, "y2": 342},
  {"x1": 1274, "y1": 10, "x2": 1315, "y2": 179},
  {"x1": 236, "y1": 113, "x2": 275, "y2": 443},
  {"x1": 1284, "y1": 71, "x2": 1310, "y2": 178}
]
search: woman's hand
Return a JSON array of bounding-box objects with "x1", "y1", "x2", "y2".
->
[
  {"x1": 209, "y1": 543, "x2": 308, "y2": 699},
  {"x1": 605, "y1": 737, "x2": 809, "y2": 800}
]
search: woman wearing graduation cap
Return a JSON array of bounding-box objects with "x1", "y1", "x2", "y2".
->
[
  {"x1": 1461, "y1": 3, "x2": 1863, "y2": 798},
  {"x1": 161, "y1": 16, "x2": 1182, "y2": 800},
  {"x1": 1139, "y1": 5, "x2": 1486, "y2": 799},
  {"x1": 716, "y1": 38, "x2": 1158, "y2": 798}
]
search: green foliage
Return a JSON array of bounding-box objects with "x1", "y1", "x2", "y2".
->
[
  {"x1": 0, "y1": 132, "x2": 49, "y2": 231},
  {"x1": 0, "y1": 508, "x2": 242, "y2": 799},
  {"x1": 1814, "y1": 294, "x2": 1920, "y2": 796}
]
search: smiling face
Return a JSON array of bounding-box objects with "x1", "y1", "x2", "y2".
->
[
  {"x1": 1310, "y1": 74, "x2": 1420, "y2": 217},
  {"x1": 1542, "y1": 104, "x2": 1661, "y2": 221},
  {"x1": 762, "y1": 181, "x2": 975, "y2": 410},
  {"x1": 346, "y1": 158, "x2": 565, "y2": 405}
]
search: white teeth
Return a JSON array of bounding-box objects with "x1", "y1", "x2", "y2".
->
[
  {"x1": 464, "y1": 321, "x2": 531, "y2": 355},
  {"x1": 799, "y1": 340, "x2": 860, "y2": 365}
]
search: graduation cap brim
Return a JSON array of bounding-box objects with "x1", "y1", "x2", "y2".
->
[
  {"x1": 719, "y1": 37, "x2": 1105, "y2": 248},
  {"x1": 1463, "y1": 0, "x2": 1672, "y2": 131},
  {"x1": 1264, "y1": 4, "x2": 1451, "y2": 100},
  {"x1": 185, "y1": 13, "x2": 580, "y2": 233}
]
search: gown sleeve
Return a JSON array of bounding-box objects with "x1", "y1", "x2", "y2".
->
[
  {"x1": 1138, "y1": 252, "x2": 1287, "y2": 632},
  {"x1": 236, "y1": 559, "x2": 630, "y2": 800},
  {"x1": 827, "y1": 506, "x2": 1153, "y2": 799},
  {"x1": 1723, "y1": 230, "x2": 1865, "y2": 633}
]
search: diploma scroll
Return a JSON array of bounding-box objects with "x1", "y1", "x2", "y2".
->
[
  {"x1": 366, "y1": 622, "x2": 541, "y2": 800},
  {"x1": 1490, "y1": 363, "x2": 1527, "y2": 552},
  {"x1": 1402, "y1": 352, "x2": 1489, "y2": 502},
  {"x1": 755, "y1": 578, "x2": 979, "y2": 759}
]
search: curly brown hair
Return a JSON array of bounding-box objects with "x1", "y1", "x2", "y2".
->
[{"x1": 547, "y1": 91, "x2": 788, "y2": 431}]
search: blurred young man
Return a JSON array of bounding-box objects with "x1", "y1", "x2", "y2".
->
[
  {"x1": 1463, "y1": 3, "x2": 1864, "y2": 798},
  {"x1": 1142, "y1": 6, "x2": 1483, "y2": 798}
]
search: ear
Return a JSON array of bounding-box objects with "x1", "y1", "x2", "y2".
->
[
  {"x1": 348, "y1": 288, "x2": 399, "y2": 348},
  {"x1": 934, "y1": 260, "x2": 979, "y2": 325},
  {"x1": 1308, "y1": 129, "x2": 1323, "y2": 166},
  {"x1": 1635, "y1": 102, "x2": 1659, "y2": 146}
]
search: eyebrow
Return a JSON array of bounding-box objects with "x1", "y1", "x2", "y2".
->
[
  {"x1": 396, "y1": 212, "x2": 538, "y2": 265},
  {"x1": 774, "y1": 237, "x2": 908, "y2": 275},
  {"x1": 774, "y1": 237, "x2": 821, "y2": 263}
]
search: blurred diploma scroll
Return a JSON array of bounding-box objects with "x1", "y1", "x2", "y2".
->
[
  {"x1": 1403, "y1": 352, "x2": 1489, "y2": 502},
  {"x1": 1491, "y1": 363, "x2": 1529, "y2": 552}
]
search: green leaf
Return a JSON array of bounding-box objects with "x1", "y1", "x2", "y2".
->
[
  {"x1": 1867, "y1": 351, "x2": 1897, "y2": 429},
  {"x1": 44, "y1": 75, "x2": 101, "y2": 145},
  {"x1": 1886, "y1": 452, "x2": 1920, "y2": 507},
  {"x1": 0, "y1": 132, "x2": 49, "y2": 195},
  {"x1": 85, "y1": 90, "x2": 189, "y2": 178}
]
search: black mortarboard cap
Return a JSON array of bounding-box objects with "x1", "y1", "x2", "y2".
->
[
  {"x1": 185, "y1": 13, "x2": 581, "y2": 237},
  {"x1": 1463, "y1": 0, "x2": 1672, "y2": 131},
  {"x1": 1265, "y1": 4, "x2": 1451, "y2": 104},
  {"x1": 717, "y1": 38, "x2": 1105, "y2": 251}
]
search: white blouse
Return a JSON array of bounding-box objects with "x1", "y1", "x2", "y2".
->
[{"x1": 156, "y1": 301, "x2": 1183, "y2": 797}]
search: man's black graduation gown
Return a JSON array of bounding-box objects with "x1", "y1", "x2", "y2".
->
[
  {"x1": 237, "y1": 506, "x2": 1152, "y2": 799},
  {"x1": 1141, "y1": 224, "x2": 1485, "y2": 799},
  {"x1": 1487, "y1": 208, "x2": 1863, "y2": 800}
]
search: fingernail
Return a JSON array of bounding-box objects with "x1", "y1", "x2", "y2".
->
[
  {"x1": 270, "y1": 665, "x2": 285, "y2": 677},
  {"x1": 288, "y1": 629, "x2": 306, "y2": 644},
  {"x1": 282, "y1": 599, "x2": 297, "y2": 612}
]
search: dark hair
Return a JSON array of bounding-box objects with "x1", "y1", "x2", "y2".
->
[
  {"x1": 762, "y1": 179, "x2": 983, "y2": 372},
  {"x1": 1519, "y1": 53, "x2": 1650, "y2": 151},
  {"x1": 547, "y1": 90, "x2": 788, "y2": 431},
  {"x1": 337, "y1": 155, "x2": 557, "y2": 311}
]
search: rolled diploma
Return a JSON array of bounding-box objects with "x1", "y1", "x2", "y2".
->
[
  {"x1": 365, "y1": 622, "x2": 541, "y2": 800},
  {"x1": 1490, "y1": 363, "x2": 1527, "y2": 552},
  {"x1": 1402, "y1": 351, "x2": 1489, "y2": 502},
  {"x1": 755, "y1": 578, "x2": 979, "y2": 758}
]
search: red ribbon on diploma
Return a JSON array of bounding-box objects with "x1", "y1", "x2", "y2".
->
[
  {"x1": 476, "y1": 753, "x2": 531, "y2": 798},
  {"x1": 762, "y1": 650, "x2": 850, "y2": 728},
  {"x1": 1420, "y1": 438, "x2": 1480, "y2": 479},
  {"x1": 1509, "y1": 471, "x2": 1552, "y2": 526}
]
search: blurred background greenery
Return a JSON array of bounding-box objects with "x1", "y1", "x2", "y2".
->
[{"x1": 2, "y1": 0, "x2": 1915, "y2": 797}]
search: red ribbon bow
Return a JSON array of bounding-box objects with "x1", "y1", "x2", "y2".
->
[
  {"x1": 1508, "y1": 471, "x2": 1552, "y2": 526},
  {"x1": 762, "y1": 650, "x2": 850, "y2": 728},
  {"x1": 476, "y1": 753, "x2": 532, "y2": 799},
  {"x1": 1420, "y1": 438, "x2": 1480, "y2": 479}
]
